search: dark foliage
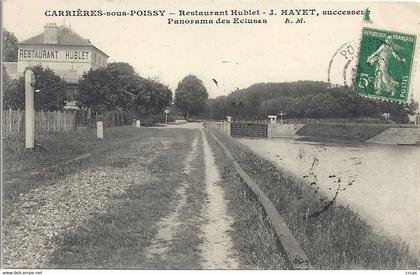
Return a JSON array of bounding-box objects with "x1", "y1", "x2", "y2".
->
[
  {"x1": 2, "y1": 65, "x2": 66, "y2": 111},
  {"x1": 174, "y1": 75, "x2": 208, "y2": 121},
  {"x1": 205, "y1": 81, "x2": 417, "y2": 123},
  {"x1": 2, "y1": 29, "x2": 18, "y2": 62},
  {"x1": 75, "y1": 62, "x2": 172, "y2": 116}
]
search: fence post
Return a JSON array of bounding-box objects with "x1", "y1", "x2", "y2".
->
[
  {"x1": 8, "y1": 107, "x2": 12, "y2": 134},
  {"x1": 25, "y1": 70, "x2": 35, "y2": 149},
  {"x1": 65, "y1": 112, "x2": 68, "y2": 131},
  {"x1": 56, "y1": 111, "x2": 59, "y2": 132},
  {"x1": 58, "y1": 111, "x2": 61, "y2": 131},
  {"x1": 40, "y1": 110, "x2": 43, "y2": 131},
  {"x1": 17, "y1": 108, "x2": 20, "y2": 134},
  {"x1": 73, "y1": 111, "x2": 76, "y2": 131},
  {"x1": 53, "y1": 111, "x2": 57, "y2": 132},
  {"x1": 51, "y1": 111, "x2": 54, "y2": 132},
  {"x1": 46, "y1": 111, "x2": 50, "y2": 132},
  {"x1": 43, "y1": 110, "x2": 46, "y2": 131},
  {"x1": 62, "y1": 111, "x2": 66, "y2": 131}
]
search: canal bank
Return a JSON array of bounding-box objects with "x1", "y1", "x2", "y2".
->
[
  {"x1": 238, "y1": 137, "x2": 420, "y2": 257},
  {"x1": 208, "y1": 125, "x2": 417, "y2": 269},
  {"x1": 296, "y1": 123, "x2": 420, "y2": 145}
]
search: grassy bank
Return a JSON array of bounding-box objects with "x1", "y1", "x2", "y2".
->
[
  {"x1": 205, "y1": 130, "x2": 287, "y2": 269},
  {"x1": 3, "y1": 127, "x2": 159, "y2": 200},
  {"x1": 2, "y1": 126, "x2": 204, "y2": 268},
  {"x1": 296, "y1": 123, "x2": 391, "y2": 142},
  {"x1": 48, "y1": 129, "x2": 197, "y2": 268},
  {"x1": 208, "y1": 125, "x2": 417, "y2": 269}
]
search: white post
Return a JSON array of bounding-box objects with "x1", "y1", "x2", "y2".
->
[
  {"x1": 25, "y1": 70, "x2": 35, "y2": 149},
  {"x1": 268, "y1": 115, "x2": 277, "y2": 124},
  {"x1": 97, "y1": 121, "x2": 103, "y2": 139},
  {"x1": 136, "y1": 120, "x2": 140, "y2": 128},
  {"x1": 225, "y1": 116, "x2": 232, "y2": 135}
]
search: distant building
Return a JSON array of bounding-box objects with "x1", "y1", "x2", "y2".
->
[
  {"x1": 17, "y1": 23, "x2": 109, "y2": 83},
  {"x1": 409, "y1": 112, "x2": 420, "y2": 125},
  {"x1": 13, "y1": 23, "x2": 109, "y2": 107}
]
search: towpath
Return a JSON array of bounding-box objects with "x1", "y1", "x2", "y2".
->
[{"x1": 145, "y1": 123, "x2": 238, "y2": 268}]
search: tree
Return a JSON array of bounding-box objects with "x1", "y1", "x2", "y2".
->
[
  {"x1": 2, "y1": 29, "x2": 18, "y2": 62},
  {"x1": 174, "y1": 75, "x2": 208, "y2": 121},
  {"x1": 2, "y1": 69, "x2": 23, "y2": 109},
  {"x1": 134, "y1": 77, "x2": 172, "y2": 116},
  {"x1": 76, "y1": 62, "x2": 172, "y2": 115},
  {"x1": 31, "y1": 66, "x2": 67, "y2": 110},
  {"x1": 2, "y1": 65, "x2": 66, "y2": 111}
]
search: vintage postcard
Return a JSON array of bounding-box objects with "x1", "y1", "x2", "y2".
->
[{"x1": 1, "y1": 0, "x2": 419, "y2": 273}]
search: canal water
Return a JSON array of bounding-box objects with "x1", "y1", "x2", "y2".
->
[{"x1": 238, "y1": 137, "x2": 419, "y2": 256}]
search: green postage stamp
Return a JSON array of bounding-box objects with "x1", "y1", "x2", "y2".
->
[{"x1": 354, "y1": 27, "x2": 417, "y2": 102}]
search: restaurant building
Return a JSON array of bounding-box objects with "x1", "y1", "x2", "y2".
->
[
  {"x1": 17, "y1": 23, "x2": 109, "y2": 82},
  {"x1": 16, "y1": 23, "x2": 109, "y2": 106}
]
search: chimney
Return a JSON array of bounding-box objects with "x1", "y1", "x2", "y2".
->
[{"x1": 43, "y1": 23, "x2": 58, "y2": 44}]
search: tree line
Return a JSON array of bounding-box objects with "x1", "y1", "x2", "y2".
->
[
  {"x1": 2, "y1": 28, "x2": 209, "y2": 119},
  {"x1": 3, "y1": 62, "x2": 209, "y2": 121},
  {"x1": 2, "y1": 28, "x2": 206, "y2": 120},
  {"x1": 204, "y1": 81, "x2": 417, "y2": 123},
  {"x1": 4, "y1": 28, "x2": 417, "y2": 123}
]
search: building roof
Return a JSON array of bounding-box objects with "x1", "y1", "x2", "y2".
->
[{"x1": 18, "y1": 25, "x2": 109, "y2": 57}]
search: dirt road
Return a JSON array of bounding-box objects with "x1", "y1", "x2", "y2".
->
[{"x1": 3, "y1": 124, "x2": 240, "y2": 269}]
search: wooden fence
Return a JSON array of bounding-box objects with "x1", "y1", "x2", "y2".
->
[
  {"x1": 3, "y1": 109, "x2": 134, "y2": 136},
  {"x1": 75, "y1": 110, "x2": 133, "y2": 128},
  {"x1": 2, "y1": 108, "x2": 75, "y2": 136}
]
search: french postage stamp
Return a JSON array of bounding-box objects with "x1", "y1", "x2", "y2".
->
[{"x1": 354, "y1": 27, "x2": 417, "y2": 101}]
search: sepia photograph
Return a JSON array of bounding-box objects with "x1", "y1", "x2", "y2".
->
[{"x1": 1, "y1": 0, "x2": 419, "y2": 273}]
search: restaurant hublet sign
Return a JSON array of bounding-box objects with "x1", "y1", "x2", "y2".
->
[{"x1": 18, "y1": 47, "x2": 91, "y2": 62}]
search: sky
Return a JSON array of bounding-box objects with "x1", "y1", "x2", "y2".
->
[{"x1": 3, "y1": 0, "x2": 420, "y2": 101}]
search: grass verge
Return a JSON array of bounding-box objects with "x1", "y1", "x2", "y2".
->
[
  {"x1": 205, "y1": 130, "x2": 287, "y2": 269},
  {"x1": 208, "y1": 125, "x2": 417, "y2": 269},
  {"x1": 47, "y1": 129, "x2": 195, "y2": 268},
  {"x1": 2, "y1": 127, "x2": 159, "y2": 200},
  {"x1": 158, "y1": 132, "x2": 207, "y2": 269}
]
